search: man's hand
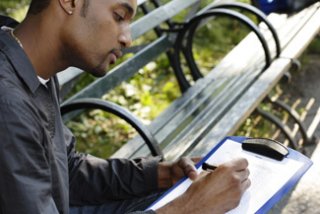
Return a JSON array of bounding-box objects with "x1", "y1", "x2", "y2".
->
[
  {"x1": 157, "y1": 157, "x2": 201, "y2": 189},
  {"x1": 156, "y1": 158, "x2": 251, "y2": 214}
]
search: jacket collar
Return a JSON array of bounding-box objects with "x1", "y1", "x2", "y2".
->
[{"x1": 0, "y1": 29, "x2": 40, "y2": 94}]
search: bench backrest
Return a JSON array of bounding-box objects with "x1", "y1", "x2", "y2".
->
[{"x1": 58, "y1": 0, "x2": 211, "y2": 103}]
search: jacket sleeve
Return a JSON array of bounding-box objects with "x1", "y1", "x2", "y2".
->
[
  {"x1": 65, "y1": 127, "x2": 162, "y2": 206},
  {"x1": 0, "y1": 100, "x2": 59, "y2": 214}
]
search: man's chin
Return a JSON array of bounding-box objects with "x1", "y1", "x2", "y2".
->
[{"x1": 89, "y1": 67, "x2": 108, "y2": 77}]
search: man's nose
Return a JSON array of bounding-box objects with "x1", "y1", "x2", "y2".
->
[{"x1": 119, "y1": 28, "x2": 132, "y2": 48}]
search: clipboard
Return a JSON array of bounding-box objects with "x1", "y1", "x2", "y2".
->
[{"x1": 147, "y1": 136, "x2": 313, "y2": 213}]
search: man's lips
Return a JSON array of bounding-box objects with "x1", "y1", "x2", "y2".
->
[{"x1": 109, "y1": 50, "x2": 123, "y2": 65}]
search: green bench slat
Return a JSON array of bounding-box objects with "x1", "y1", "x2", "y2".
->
[
  {"x1": 115, "y1": 59, "x2": 263, "y2": 159},
  {"x1": 132, "y1": 63, "x2": 262, "y2": 160},
  {"x1": 63, "y1": 35, "x2": 172, "y2": 104},
  {"x1": 162, "y1": 65, "x2": 263, "y2": 160},
  {"x1": 190, "y1": 59, "x2": 292, "y2": 156},
  {"x1": 131, "y1": 0, "x2": 199, "y2": 39}
]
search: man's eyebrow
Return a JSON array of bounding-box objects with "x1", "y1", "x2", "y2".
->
[{"x1": 119, "y1": 2, "x2": 135, "y2": 17}]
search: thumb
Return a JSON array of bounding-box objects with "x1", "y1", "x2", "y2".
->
[
  {"x1": 188, "y1": 168, "x2": 198, "y2": 180},
  {"x1": 179, "y1": 158, "x2": 199, "y2": 180}
]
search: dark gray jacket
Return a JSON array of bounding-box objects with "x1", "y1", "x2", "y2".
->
[{"x1": 0, "y1": 25, "x2": 159, "y2": 214}]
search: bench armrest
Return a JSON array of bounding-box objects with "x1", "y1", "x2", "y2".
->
[
  {"x1": 60, "y1": 98, "x2": 163, "y2": 157},
  {"x1": 172, "y1": 8, "x2": 273, "y2": 91}
]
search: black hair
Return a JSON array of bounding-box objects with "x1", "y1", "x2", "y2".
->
[
  {"x1": 28, "y1": 0, "x2": 51, "y2": 15},
  {"x1": 28, "y1": 0, "x2": 90, "y2": 16}
]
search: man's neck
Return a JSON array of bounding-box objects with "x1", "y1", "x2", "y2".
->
[{"x1": 14, "y1": 14, "x2": 69, "y2": 79}]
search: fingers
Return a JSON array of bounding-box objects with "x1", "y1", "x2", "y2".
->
[
  {"x1": 212, "y1": 158, "x2": 250, "y2": 192},
  {"x1": 237, "y1": 168, "x2": 251, "y2": 192},
  {"x1": 242, "y1": 178, "x2": 251, "y2": 190},
  {"x1": 175, "y1": 157, "x2": 249, "y2": 184},
  {"x1": 237, "y1": 168, "x2": 250, "y2": 183},
  {"x1": 191, "y1": 157, "x2": 202, "y2": 164},
  {"x1": 226, "y1": 158, "x2": 249, "y2": 171},
  {"x1": 178, "y1": 157, "x2": 198, "y2": 180},
  {"x1": 228, "y1": 159, "x2": 251, "y2": 192}
]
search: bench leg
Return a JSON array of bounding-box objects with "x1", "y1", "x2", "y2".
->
[
  {"x1": 254, "y1": 107, "x2": 304, "y2": 152},
  {"x1": 266, "y1": 96, "x2": 317, "y2": 146}
]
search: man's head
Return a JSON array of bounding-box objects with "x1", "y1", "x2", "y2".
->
[{"x1": 25, "y1": 0, "x2": 137, "y2": 77}]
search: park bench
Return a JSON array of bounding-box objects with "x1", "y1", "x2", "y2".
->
[{"x1": 60, "y1": 0, "x2": 320, "y2": 161}]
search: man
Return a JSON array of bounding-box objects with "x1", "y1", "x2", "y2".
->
[{"x1": 0, "y1": 0, "x2": 251, "y2": 213}]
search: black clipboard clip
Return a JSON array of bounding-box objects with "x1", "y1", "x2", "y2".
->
[{"x1": 242, "y1": 138, "x2": 289, "y2": 161}]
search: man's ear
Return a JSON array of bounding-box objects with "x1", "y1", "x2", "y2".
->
[{"x1": 58, "y1": 0, "x2": 80, "y2": 15}]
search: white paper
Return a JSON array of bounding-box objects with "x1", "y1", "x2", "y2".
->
[{"x1": 148, "y1": 139, "x2": 303, "y2": 213}]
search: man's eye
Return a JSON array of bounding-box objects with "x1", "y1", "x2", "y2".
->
[{"x1": 114, "y1": 12, "x2": 125, "y2": 22}]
